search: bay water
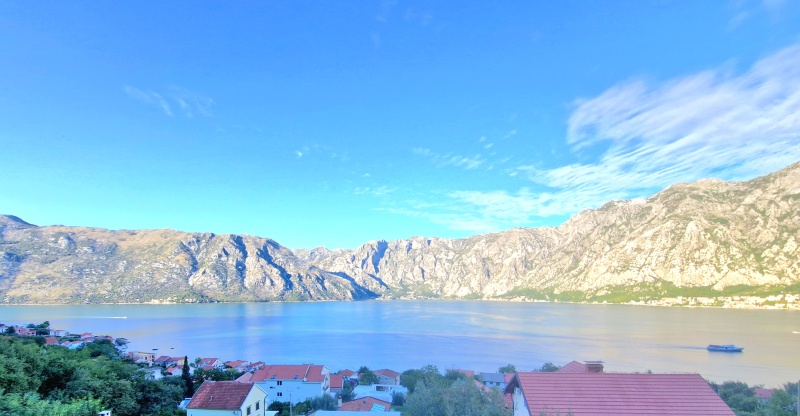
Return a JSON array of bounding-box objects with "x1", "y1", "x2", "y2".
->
[{"x1": 1, "y1": 301, "x2": 797, "y2": 387}]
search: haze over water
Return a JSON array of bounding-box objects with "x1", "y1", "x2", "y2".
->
[{"x1": 2, "y1": 301, "x2": 797, "y2": 387}]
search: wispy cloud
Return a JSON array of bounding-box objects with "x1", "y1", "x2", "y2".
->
[
  {"x1": 354, "y1": 185, "x2": 395, "y2": 197},
  {"x1": 123, "y1": 85, "x2": 214, "y2": 118},
  {"x1": 558, "y1": 43, "x2": 800, "y2": 191},
  {"x1": 413, "y1": 147, "x2": 486, "y2": 170},
  {"x1": 123, "y1": 86, "x2": 172, "y2": 116},
  {"x1": 392, "y1": 43, "x2": 800, "y2": 234}
]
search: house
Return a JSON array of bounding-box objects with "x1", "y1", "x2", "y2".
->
[
  {"x1": 62, "y1": 340, "x2": 84, "y2": 350},
  {"x1": 142, "y1": 367, "x2": 164, "y2": 381},
  {"x1": 754, "y1": 388, "x2": 775, "y2": 404},
  {"x1": 198, "y1": 358, "x2": 224, "y2": 370},
  {"x1": 339, "y1": 397, "x2": 393, "y2": 412},
  {"x1": 338, "y1": 369, "x2": 356, "y2": 379},
  {"x1": 555, "y1": 360, "x2": 605, "y2": 373},
  {"x1": 225, "y1": 360, "x2": 251, "y2": 372},
  {"x1": 247, "y1": 361, "x2": 265, "y2": 372},
  {"x1": 373, "y1": 369, "x2": 401, "y2": 385},
  {"x1": 186, "y1": 381, "x2": 268, "y2": 416},
  {"x1": 44, "y1": 336, "x2": 60, "y2": 346},
  {"x1": 329, "y1": 374, "x2": 344, "y2": 395},
  {"x1": 14, "y1": 326, "x2": 36, "y2": 336},
  {"x1": 505, "y1": 371, "x2": 735, "y2": 415},
  {"x1": 479, "y1": 372, "x2": 508, "y2": 390},
  {"x1": 49, "y1": 329, "x2": 69, "y2": 337},
  {"x1": 247, "y1": 364, "x2": 330, "y2": 405},
  {"x1": 352, "y1": 384, "x2": 407, "y2": 404},
  {"x1": 127, "y1": 351, "x2": 155, "y2": 364}
]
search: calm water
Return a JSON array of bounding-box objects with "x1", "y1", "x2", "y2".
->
[{"x1": 1, "y1": 301, "x2": 797, "y2": 387}]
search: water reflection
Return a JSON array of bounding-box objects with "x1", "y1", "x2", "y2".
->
[{"x1": 2, "y1": 301, "x2": 796, "y2": 387}]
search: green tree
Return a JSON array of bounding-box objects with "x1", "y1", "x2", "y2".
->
[
  {"x1": 712, "y1": 381, "x2": 759, "y2": 415},
  {"x1": 536, "y1": 362, "x2": 561, "y2": 372},
  {"x1": 404, "y1": 378, "x2": 509, "y2": 416},
  {"x1": 309, "y1": 394, "x2": 338, "y2": 411},
  {"x1": 358, "y1": 367, "x2": 379, "y2": 385},
  {"x1": 337, "y1": 379, "x2": 355, "y2": 402},
  {"x1": 401, "y1": 365, "x2": 446, "y2": 393},
  {"x1": 268, "y1": 401, "x2": 290, "y2": 415},
  {"x1": 498, "y1": 364, "x2": 516, "y2": 374},
  {"x1": 391, "y1": 390, "x2": 406, "y2": 406},
  {"x1": 181, "y1": 356, "x2": 194, "y2": 397}
]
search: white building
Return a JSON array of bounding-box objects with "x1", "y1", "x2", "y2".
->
[
  {"x1": 186, "y1": 381, "x2": 268, "y2": 416},
  {"x1": 248, "y1": 364, "x2": 330, "y2": 405}
]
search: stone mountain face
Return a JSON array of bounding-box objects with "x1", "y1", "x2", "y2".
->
[
  {"x1": 1, "y1": 161, "x2": 798, "y2": 304},
  {"x1": 298, "y1": 161, "x2": 799, "y2": 298},
  {"x1": 0, "y1": 221, "x2": 376, "y2": 304}
]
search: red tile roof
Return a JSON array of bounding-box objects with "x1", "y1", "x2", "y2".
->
[
  {"x1": 338, "y1": 369, "x2": 356, "y2": 377},
  {"x1": 755, "y1": 388, "x2": 775, "y2": 401},
  {"x1": 508, "y1": 372, "x2": 735, "y2": 415},
  {"x1": 250, "y1": 364, "x2": 327, "y2": 383},
  {"x1": 187, "y1": 381, "x2": 256, "y2": 410},
  {"x1": 330, "y1": 374, "x2": 344, "y2": 389},
  {"x1": 557, "y1": 360, "x2": 589, "y2": 373},
  {"x1": 374, "y1": 369, "x2": 400, "y2": 378},
  {"x1": 236, "y1": 372, "x2": 254, "y2": 383},
  {"x1": 339, "y1": 397, "x2": 392, "y2": 412}
]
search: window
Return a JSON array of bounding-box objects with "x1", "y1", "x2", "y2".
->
[
  {"x1": 256, "y1": 401, "x2": 260, "y2": 410},
  {"x1": 277, "y1": 380, "x2": 283, "y2": 386},
  {"x1": 247, "y1": 405, "x2": 251, "y2": 415},
  {"x1": 277, "y1": 392, "x2": 283, "y2": 397}
]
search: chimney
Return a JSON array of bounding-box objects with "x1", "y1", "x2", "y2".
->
[{"x1": 585, "y1": 361, "x2": 604, "y2": 373}]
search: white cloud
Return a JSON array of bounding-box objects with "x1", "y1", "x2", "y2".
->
[
  {"x1": 123, "y1": 86, "x2": 172, "y2": 116},
  {"x1": 557, "y1": 43, "x2": 800, "y2": 194},
  {"x1": 123, "y1": 85, "x2": 214, "y2": 118},
  {"x1": 393, "y1": 43, "x2": 800, "y2": 234},
  {"x1": 355, "y1": 185, "x2": 395, "y2": 197},
  {"x1": 413, "y1": 147, "x2": 486, "y2": 170}
]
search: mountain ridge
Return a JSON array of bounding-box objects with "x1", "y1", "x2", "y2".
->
[{"x1": 2, "y1": 161, "x2": 798, "y2": 304}]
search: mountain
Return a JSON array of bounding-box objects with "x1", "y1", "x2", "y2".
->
[{"x1": 2, "y1": 162, "x2": 799, "y2": 304}]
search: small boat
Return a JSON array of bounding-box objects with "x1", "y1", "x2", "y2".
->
[{"x1": 707, "y1": 344, "x2": 743, "y2": 352}]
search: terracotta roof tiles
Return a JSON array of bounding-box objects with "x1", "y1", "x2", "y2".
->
[
  {"x1": 187, "y1": 381, "x2": 255, "y2": 410},
  {"x1": 339, "y1": 397, "x2": 392, "y2": 412},
  {"x1": 510, "y1": 372, "x2": 735, "y2": 416}
]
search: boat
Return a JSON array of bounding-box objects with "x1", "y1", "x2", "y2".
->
[{"x1": 707, "y1": 344, "x2": 743, "y2": 352}]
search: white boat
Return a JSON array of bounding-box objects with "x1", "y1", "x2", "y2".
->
[{"x1": 707, "y1": 344, "x2": 743, "y2": 352}]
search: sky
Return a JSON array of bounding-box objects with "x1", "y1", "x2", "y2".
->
[{"x1": 2, "y1": 1, "x2": 800, "y2": 250}]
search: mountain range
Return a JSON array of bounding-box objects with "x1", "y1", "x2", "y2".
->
[{"x1": 2, "y1": 161, "x2": 798, "y2": 304}]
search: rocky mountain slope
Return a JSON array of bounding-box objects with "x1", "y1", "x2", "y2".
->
[{"x1": 2, "y1": 161, "x2": 799, "y2": 304}]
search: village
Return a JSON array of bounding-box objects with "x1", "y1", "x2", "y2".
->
[{"x1": 6, "y1": 320, "x2": 793, "y2": 415}]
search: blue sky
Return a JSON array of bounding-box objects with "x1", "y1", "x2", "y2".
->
[{"x1": 2, "y1": 1, "x2": 800, "y2": 249}]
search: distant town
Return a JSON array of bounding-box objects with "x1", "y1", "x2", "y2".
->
[{"x1": 501, "y1": 293, "x2": 800, "y2": 309}]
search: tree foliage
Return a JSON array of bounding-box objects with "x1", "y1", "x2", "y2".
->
[
  {"x1": 337, "y1": 378, "x2": 355, "y2": 402},
  {"x1": 404, "y1": 378, "x2": 509, "y2": 416},
  {"x1": 358, "y1": 366, "x2": 379, "y2": 385},
  {"x1": 535, "y1": 362, "x2": 561, "y2": 372},
  {"x1": 401, "y1": 365, "x2": 447, "y2": 393},
  {"x1": 0, "y1": 335, "x2": 185, "y2": 416},
  {"x1": 710, "y1": 380, "x2": 800, "y2": 416},
  {"x1": 309, "y1": 393, "x2": 338, "y2": 411},
  {"x1": 498, "y1": 364, "x2": 516, "y2": 374}
]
